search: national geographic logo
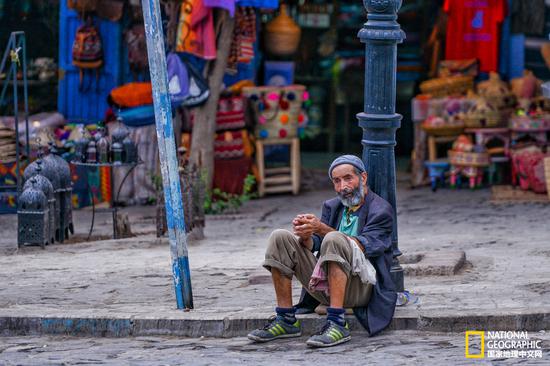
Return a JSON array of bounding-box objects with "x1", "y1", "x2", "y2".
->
[
  {"x1": 465, "y1": 331, "x2": 543, "y2": 359},
  {"x1": 465, "y1": 331, "x2": 485, "y2": 358}
]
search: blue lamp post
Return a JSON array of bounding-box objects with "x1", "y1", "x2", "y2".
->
[
  {"x1": 141, "y1": 0, "x2": 193, "y2": 309},
  {"x1": 357, "y1": 0, "x2": 405, "y2": 292}
]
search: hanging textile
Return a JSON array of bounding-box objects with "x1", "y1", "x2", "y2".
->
[
  {"x1": 204, "y1": 0, "x2": 236, "y2": 17},
  {"x1": 236, "y1": 0, "x2": 278, "y2": 9},
  {"x1": 227, "y1": 7, "x2": 256, "y2": 74},
  {"x1": 510, "y1": 0, "x2": 545, "y2": 35},
  {"x1": 175, "y1": 0, "x2": 217, "y2": 60},
  {"x1": 444, "y1": 0, "x2": 508, "y2": 73}
]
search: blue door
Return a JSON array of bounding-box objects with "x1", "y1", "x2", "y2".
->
[{"x1": 58, "y1": 2, "x2": 122, "y2": 122}]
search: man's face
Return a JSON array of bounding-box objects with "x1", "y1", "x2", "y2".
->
[{"x1": 331, "y1": 164, "x2": 367, "y2": 207}]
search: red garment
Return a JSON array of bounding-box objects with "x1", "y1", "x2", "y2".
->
[
  {"x1": 175, "y1": 0, "x2": 216, "y2": 60},
  {"x1": 444, "y1": 0, "x2": 507, "y2": 73}
]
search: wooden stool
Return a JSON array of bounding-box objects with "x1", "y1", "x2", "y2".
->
[
  {"x1": 255, "y1": 137, "x2": 300, "y2": 197},
  {"x1": 424, "y1": 160, "x2": 450, "y2": 192}
]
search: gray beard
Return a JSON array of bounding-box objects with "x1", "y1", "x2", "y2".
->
[{"x1": 338, "y1": 179, "x2": 365, "y2": 207}]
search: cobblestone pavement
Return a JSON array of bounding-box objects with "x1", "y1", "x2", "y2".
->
[
  {"x1": 1, "y1": 331, "x2": 549, "y2": 365},
  {"x1": 0, "y1": 179, "x2": 549, "y2": 322}
]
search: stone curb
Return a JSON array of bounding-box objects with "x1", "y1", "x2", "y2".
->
[{"x1": 1, "y1": 310, "x2": 550, "y2": 338}]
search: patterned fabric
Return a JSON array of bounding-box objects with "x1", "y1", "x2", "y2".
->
[
  {"x1": 175, "y1": 0, "x2": 217, "y2": 60},
  {"x1": 214, "y1": 130, "x2": 246, "y2": 159},
  {"x1": 227, "y1": 7, "x2": 256, "y2": 73},
  {"x1": 215, "y1": 96, "x2": 246, "y2": 131}
]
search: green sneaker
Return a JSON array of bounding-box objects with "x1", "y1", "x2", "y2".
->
[
  {"x1": 306, "y1": 320, "x2": 351, "y2": 348},
  {"x1": 247, "y1": 315, "x2": 302, "y2": 342}
]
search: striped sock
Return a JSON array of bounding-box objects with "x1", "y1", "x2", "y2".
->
[
  {"x1": 327, "y1": 307, "x2": 346, "y2": 326},
  {"x1": 276, "y1": 307, "x2": 297, "y2": 324}
]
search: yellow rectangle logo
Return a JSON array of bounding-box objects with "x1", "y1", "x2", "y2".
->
[{"x1": 465, "y1": 331, "x2": 485, "y2": 359}]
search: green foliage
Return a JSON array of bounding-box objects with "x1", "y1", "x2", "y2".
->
[
  {"x1": 203, "y1": 174, "x2": 257, "y2": 215},
  {"x1": 150, "y1": 173, "x2": 163, "y2": 192}
]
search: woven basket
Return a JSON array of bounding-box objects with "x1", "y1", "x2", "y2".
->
[
  {"x1": 264, "y1": 5, "x2": 301, "y2": 56},
  {"x1": 509, "y1": 114, "x2": 550, "y2": 131},
  {"x1": 463, "y1": 98, "x2": 502, "y2": 128},
  {"x1": 421, "y1": 124, "x2": 464, "y2": 136},
  {"x1": 243, "y1": 85, "x2": 306, "y2": 139},
  {"x1": 419, "y1": 75, "x2": 474, "y2": 97},
  {"x1": 545, "y1": 157, "x2": 550, "y2": 200},
  {"x1": 477, "y1": 72, "x2": 516, "y2": 109},
  {"x1": 448, "y1": 150, "x2": 490, "y2": 167}
]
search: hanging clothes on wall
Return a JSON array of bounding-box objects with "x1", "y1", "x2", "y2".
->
[
  {"x1": 175, "y1": 0, "x2": 217, "y2": 60},
  {"x1": 227, "y1": 7, "x2": 256, "y2": 74},
  {"x1": 204, "y1": 0, "x2": 236, "y2": 17},
  {"x1": 510, "y1": 0, "x2": 545, "y2": 36},
  {"x1": 236, "y1": 0, "x2": 278, "y2": 9},
  {"x1": 444, "y1": 0, "x2": 508, "y2": 73},
  {"x1": 499, "y1": 0, "x2": 525, "y2": 80}
]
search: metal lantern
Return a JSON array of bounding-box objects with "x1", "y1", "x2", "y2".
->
[
  {"x1": 87, "y1": 140, "x2": 97, "y2": 163},
  {"x1": 96, "y1": 128, "x2": 110, "y2": 163},
  {"x1": 111, "y1": 141, "x2": 124, "y2": 163},
  {"x1": 112, "y1": 122, "x2": 129, "y2": 144},
  {"x1": 24, "y1": 158, "x2": 61, "y2": 242},
  {"x1": 44, "y1": 143, "x2": 73, "y2": 242},
  {"x1": 123, "y1": 135, "x2": 137, "y2": 163},
  {"x1": 17, "y1": 182, "x2": 49, "y2": 248},
  {"x1": 23, "y1": 160, "x2": 55, "y2": 244},
  {"x1": 74, "y1": 127, "x2": 90, "y2": 163}
]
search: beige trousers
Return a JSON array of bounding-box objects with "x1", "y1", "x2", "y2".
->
[{"x1": 263, "y1": 229, "x2": 372, "y2": 307}]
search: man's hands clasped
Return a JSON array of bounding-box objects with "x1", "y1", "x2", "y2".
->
[{"x1": 292, "y1": 214, "x2": 334, "y2": 251}]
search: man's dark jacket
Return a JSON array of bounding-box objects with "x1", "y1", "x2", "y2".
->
[{"x1": 309, "y1": 189, "x2": 396, "y2": 336}]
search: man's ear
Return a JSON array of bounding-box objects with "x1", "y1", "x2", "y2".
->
[{"x1": 361, "y1": 171, "x2": 368, "y2": 183}]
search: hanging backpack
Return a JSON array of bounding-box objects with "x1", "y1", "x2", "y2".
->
[
  {"x1": 167, "y1": 52, "x2": 190, "y2": 105},
  {"x1": 125, "y1": 23, "x2": 148, "y2": 78},
  {"x1": 72, "y1": 19, "x2": 103, "y2": 91},
  {"x1": 181, "y1": 58, "x2": 210, "y2": 107}
]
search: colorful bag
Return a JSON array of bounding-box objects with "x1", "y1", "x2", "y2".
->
[
  {"x1": 215, "y1": 96, "x2": 246, "y2": 132},
  {"x1": 243, "y1": 85, "x2": 307, "y2": 139},
  {"x1": 214, "y1": 130, "x2": 247, "y2": 160},
  {"x1": 167, "y1": 53, "x2": 189, "y2": 105},
  {"x1": 531, "y1": 158, "x2": 548, "y2": 194},
  {"x1": 72, "y1": 20, "x2": 103, "y2": 90},
  {"x1": 181, "y1": 58, "x2": 209, "y2": 107}
]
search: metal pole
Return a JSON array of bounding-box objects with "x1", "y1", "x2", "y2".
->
[
  {"x1": 141, "y1": 0, "x2": 193, "y2": 309},
  {"x1": 20, "y1": 33, "x2": 30, "y2": 160},
  {"x1": 11, "y1": 35, "x2": 20, "y2": 196},
  {"x1": 357, "y1": 0, "x2": 405, "y2": 292}
]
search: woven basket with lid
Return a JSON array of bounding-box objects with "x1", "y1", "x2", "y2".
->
[
  {"x1": 419, "y1": 75, "x2": 474, "y2": 97},
  {"x1": 477, "y1": 72, "x2": 516, "y2": 109},
  {"x1": 463, "y1": 97, "x2": 502, "y2": 128},
  {"x1": 264, "y1": 5, "x2": 301, "y2": 57}
]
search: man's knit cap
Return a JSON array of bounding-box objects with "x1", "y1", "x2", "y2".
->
[{"x1": 328, "y1": 155, "x2": 366, "y2": 179}]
